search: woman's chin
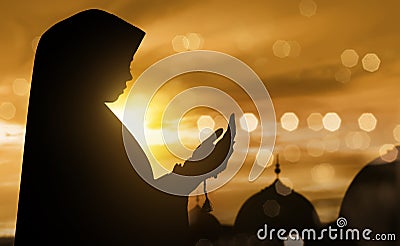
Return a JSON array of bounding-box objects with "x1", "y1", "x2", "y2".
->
[{"x1": 104, "y1": 93, "x2": 123, "y2": 103}]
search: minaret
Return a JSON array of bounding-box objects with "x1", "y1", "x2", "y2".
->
[{"x1": 274, "y1": 154, "x2": 281, "y2": 179}]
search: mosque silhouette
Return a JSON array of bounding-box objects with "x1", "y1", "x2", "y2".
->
[{"x1": 188, "y1": 149, "x2": 399, "y2": 246}]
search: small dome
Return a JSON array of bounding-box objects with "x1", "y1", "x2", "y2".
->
[
  {"x1": 234, "y1": 179, "x2": 320, "y2": 234},
  {"x1": 189, "y1": 205, "x2": 222, "y2": 242},
  {"x1": 235, "y1": 157, "x2": 320, "y2": 234}
]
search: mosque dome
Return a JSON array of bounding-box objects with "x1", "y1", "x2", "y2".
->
[
  {"x1": 340, "y1": 146, "x2": 399, "y2": 236},
  {"x1": 234, "y1": 160, "x2": 320, "y2": 235},
  {"x1": 188, "y1": 198, "x2": 222, "y2": 242}
]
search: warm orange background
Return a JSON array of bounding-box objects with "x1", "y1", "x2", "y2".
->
[{"x1": 1, "y1": 0, "x2": 400, "y2": 237}]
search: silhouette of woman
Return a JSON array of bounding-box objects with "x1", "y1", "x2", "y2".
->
[{"x1": 15, "y1": 9, "x2": 234, "y2": 245}]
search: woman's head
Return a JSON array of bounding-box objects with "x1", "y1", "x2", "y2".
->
[{"x1": 33, "y1": 9, "x2": 145, "y2": 103}]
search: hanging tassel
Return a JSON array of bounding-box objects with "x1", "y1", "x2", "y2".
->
[{"x1": 201, "y1": 180, "x2": 213, "y2": 212}]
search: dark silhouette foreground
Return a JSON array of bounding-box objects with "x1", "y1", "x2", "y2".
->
[{"x1": 15, "y1": 9, "x2": 234, "y2": 245}]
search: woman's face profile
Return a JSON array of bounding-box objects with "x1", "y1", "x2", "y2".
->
[{"x1": 101, "y1": 55, "x2": 135, "y2": 102}]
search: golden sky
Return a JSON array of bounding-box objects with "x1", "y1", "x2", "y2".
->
[{"x1": 1, "y1": 0, "x2": 400, "y2": 237}]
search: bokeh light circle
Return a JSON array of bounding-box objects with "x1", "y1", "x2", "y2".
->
[
  {"x1": 0, "y1": 102, "x2": 16, "y2": 120},
  {"x1": 299, "y1": 0, "x2": 317, "y2": 17},
  {"x1": 379, "y1": 144, "x2": 398, "y2": 163},
  {"x1": 323, "y1": 113, "x2": 341, "y2": 132},
  {"x1": 358, "y1": 113, "x2": 377, "y2": 132},
  {"x1": 341, "y1": 49, "x2": 359, "y2": 68},
  {"x1": 307, "y1": 113, "x2": 323, "y2": 131},
  {"x1": 311, "y1": 163, "x2": 335, "y2": 184},
  {"x1": 239, "y1": 113, "x2": 259, "y2": 132},
  {"x1": 283, "y1": 144, "x2": 301, "y2": 163},
  {"x1": 281, "y1": 112, "x2": 299, "y2": 132},
  {"x1": 362, "y1": 53, "x2": 381, "y2": 72}
]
